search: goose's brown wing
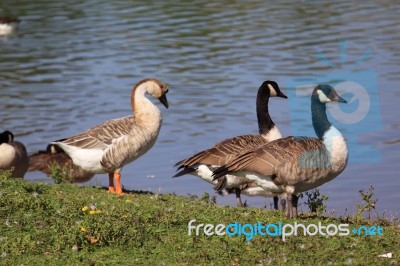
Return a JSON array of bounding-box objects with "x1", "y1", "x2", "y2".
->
[
  {"x1": 176, "y1": 134, "x2": 267, "y2": 167},
  {"x1": 59, "y1": 115, "x2": 136, "y2": 150},
  {"x1": 213, "y1": 136, "x2": 327, "y2": 180},
  {"x1": 174, "y1": 134, "x2": 268, "y2": 177}
]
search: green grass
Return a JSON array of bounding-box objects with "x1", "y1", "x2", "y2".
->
[{"x1": 0, "y1": 173, "x2": 399, "y2": 265}]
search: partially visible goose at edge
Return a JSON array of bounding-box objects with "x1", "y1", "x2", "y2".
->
[
  {"x1": 0, "y1": 17, "x2": 20, "y2": 35},
  {"x1": 52, "y1": 78, "x2": 169, "y2": 195},
  {"x1": 174, "y1": 80, "x2": 287, "y2": 208},
  {"x1": 0, "y1": 130, "x2": 29, "y2": 178},
  {"x1": 28, "y1": 143, "x2": 95, "y2": 183},
  {"x1": 213, "y1": 85, "x2": 348, "y2": 218}
]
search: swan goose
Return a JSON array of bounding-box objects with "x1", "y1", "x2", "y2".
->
[{"x1": 52, "y1": 78, "x2": 169, "y2": 194}]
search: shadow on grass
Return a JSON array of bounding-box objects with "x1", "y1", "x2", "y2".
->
[{"x1": 98, "y1": 186, "x2": 155, "y2": 195}]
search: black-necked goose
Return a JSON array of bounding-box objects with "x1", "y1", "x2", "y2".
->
[
  {"x1": 28, "y1": 144, "x2": 95, "y2": 183},
  {"x1": 0, "y1": 130, "x2": 29, "y2": 178},
  {"x1": 213, "y1": 85, "x2": 348, "y2": 218},
  {"x1": 174, "y1": 80, "x2": 287, "y2": 207},
  {"x1": 0, "y1": 17, "x2": 20, "y2": 35},
  {"x1": 52, "y1": 78, "x2": 169, "y2": 195}
]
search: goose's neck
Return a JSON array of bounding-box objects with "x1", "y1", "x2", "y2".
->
[
  {"x1": 256, "y1": 89, "x2": 274, "y2": 136},
  {"x1": 131, "y1": 85, "x2": 161, "y2": 121},
  {"x1": 312, "y1": 96, "x2": 348, "y2": 170},
  {"x1": 311, "y1": 98, "x2": 332, "y2": 139}
]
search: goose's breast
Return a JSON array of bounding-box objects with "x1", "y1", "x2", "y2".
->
[
  {"x1": 0, "y1": 144, "x2": 16, "y2": 168},
  {"x1": 330, "y1": 135, "x2": 348, "y2": 172},
  {"x1": 103, "y1": 125, "x2": 162, "y2": 170},
  {"x1": 323, "y1": 127, "x2": 349, "y2": 172}
]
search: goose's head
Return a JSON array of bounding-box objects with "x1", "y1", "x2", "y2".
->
[
  {"x1": 135, "y1": 78, "x2": 169, "y2": 109},
  {"x1": 313, "y1": 85, "x2": 347, "y2": 104},
  {"x1": 46, "y1": 143, "x2": 64, "y2": 154},
  {"x1": 0, "y1": 130, "x2": 14, "y2": 144},
  {"x1": 261, "y1": 80, "x2": 287, "y2": 99}
]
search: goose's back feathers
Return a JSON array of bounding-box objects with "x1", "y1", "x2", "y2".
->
[
  {"x1": 175, "y1": 134, "x2": 268, "y2": 175},
  {"x1": 54, "y1": 114, "x2": 162, "y2": 173},
  {"x1": 214, "y1": 136, "x2": 331, "y2": 190},
  {"x1": 59, "y1": 115, "x2": 138, "y2": 150}
]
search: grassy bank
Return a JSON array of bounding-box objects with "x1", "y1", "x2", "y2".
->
[{"x1": 0, "y1": 175, "x2": 399, "y2": 265}]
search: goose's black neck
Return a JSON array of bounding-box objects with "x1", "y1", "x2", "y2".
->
[
  {"x1": 256, "y1": 86, "x2": 274, "y2": 135},
  {"x1": 311, "y1": 95, "x2": 332, "y2": 139},
  {"x1": 0, "y1": 130, "x2": 13, "y2": 144},
  {"x1": 0, "y1": 133, "x2": 6, "y2": 144}
]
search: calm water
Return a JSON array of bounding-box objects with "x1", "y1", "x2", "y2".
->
[{"x1": 1, "y1": 0, "x2": 399, "y2": 216}]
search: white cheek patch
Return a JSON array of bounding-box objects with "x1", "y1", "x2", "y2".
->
[
  {"x1": 317, "y1": 89, "x2": 331, "y2": 103},
  {"x1": 268, "y1": 84, "x2": 277, "y2": 97}
]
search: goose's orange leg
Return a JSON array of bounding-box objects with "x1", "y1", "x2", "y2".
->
[
  {"x1": 114, "y1": 172, "x2": 124, "y2": 195},
  {"x1": 108, "y1": 173, "x2": 116, "y2": 193},
  {"x1": 108, "y1": 172, "x2": 124, "y2": 195}
]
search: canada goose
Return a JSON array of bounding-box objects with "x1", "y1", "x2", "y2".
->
[
  {"x1": 0, "y1": 17, "x2": 20, "y2": 35},
  {"x1": 212, "y1": 85, "x2": 348, "y2": 218},
  {"x1": 0, "y1": 130, "x2": 29, "y2": 178},
  {"x1": 28, "y1": 144, "x2": 95, "y2": 183},
  {"x1": 51, "y1": 78, "x2": 169, "y2": 195},
  {"x1": 174, "y1": 80, "x2": 287, "y2": 207}
]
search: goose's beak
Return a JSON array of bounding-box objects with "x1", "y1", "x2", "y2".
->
[
  {"x1": 158, "y1": 94, "x2": 169, "y2": 109},
  {"x1": 277, "y1": 91, "x2": 288, "y2": 99},
  {"x1": 334, "y1": 95, "x2": 347, "y2": 103}
]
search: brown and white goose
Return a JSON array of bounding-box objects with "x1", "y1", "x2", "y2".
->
[
  {"x1": 28, "y1": 144, "x2": 95, "y2": 183},
  {"x1": 213, "y1": 85, "x2": 348, "y2": 218},
  {"x1": 174, "y1": 80, "x2": 287, "y2": 207},
  {"x1": 0, "y1": 130, "x2": 29, "y2": 178},
  {"x1": 52, "y1": 78, "x2": 169, "y2": 194}
]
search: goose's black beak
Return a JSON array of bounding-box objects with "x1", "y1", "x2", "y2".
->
[
  {"x1": 158, "y1": 94, "x2": 169, "y2": 108},
  {"x1": 277, "y1": 91, "x2": 288, "y2": 99},
  {"x1": 333, "y1": 95, "x2": 347, "y2": 103}
]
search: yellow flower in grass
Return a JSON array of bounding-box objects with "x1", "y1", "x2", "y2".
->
[
  {"x1": 89, "y1": 210, "x2": 102, "y2": 215},
  {"x1": 82, "y1": 206, "x2": 88, "y2": 212},
  {"x1": 125, "y1": 199, "x2": 133, "y2": 203},
  {"x1": 80, "y1": 227, "x2": 87, "y2": 232}
]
